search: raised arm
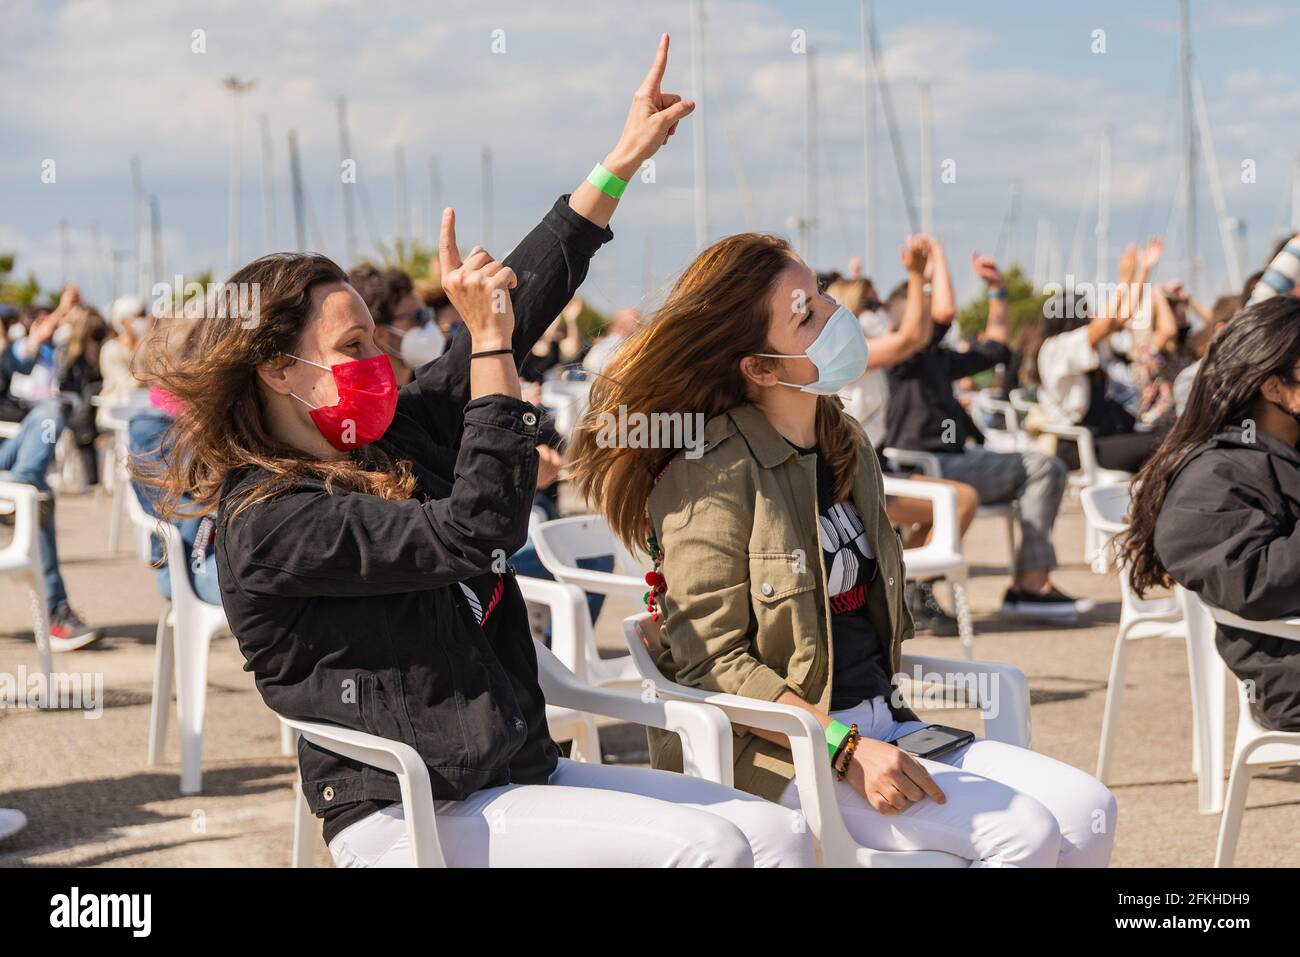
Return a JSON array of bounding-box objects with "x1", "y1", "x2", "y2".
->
[
  {"x1": 404, "y1": 34, "x2": 694, "y2": 444},
  {"x1": 865, "y1": 235, "x2": 930, "y2": 369},
  {"x1": 926, "y1": 235, "x2": 956, "y2": 326},
  {"x1": 970, "y1": 251, "x2": 1009, "y2": 345}
]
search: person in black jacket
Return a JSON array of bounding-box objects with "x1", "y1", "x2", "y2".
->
[
  {"x1": 136, "y1": 36, "x2": 813, "y2": 868},
  {"x1": 1120, "y1": 295, "x2": 1300, "y2": 732}
]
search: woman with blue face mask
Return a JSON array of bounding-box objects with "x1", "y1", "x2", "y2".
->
[{"x1": 570, "y1": 233, "x2": 1117, "y2": 866}]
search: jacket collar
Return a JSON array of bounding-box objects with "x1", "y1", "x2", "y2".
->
[
  {"x1": 725, "y1": 403, "x2": 800, "y2": 469},
  {"x1": 1210, "y1": 425, "x2": 1300, "y2": 464}
]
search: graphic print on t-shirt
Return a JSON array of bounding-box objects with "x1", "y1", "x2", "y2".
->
[{"x1": 818, "y1": 500, "x2": 876, "y2": 613}]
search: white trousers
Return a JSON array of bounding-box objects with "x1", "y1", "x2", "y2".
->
[
  {"x1": 777, "y1": 697, "x2": 1117, "y2": 867},
  {"x1": 328, "y1": 757, "x2": 816, "y2": 868}
]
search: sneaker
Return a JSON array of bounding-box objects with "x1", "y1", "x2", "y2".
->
[
  {"x1": 1001, "y1": 586, "x2": 1093, "y2": 621},
  {"x1": 47, "y1": 603, "x2": 102, "y2": 652},
  {"x1": 906, "y1": 580, "x2": 960, "y2": 637},
  {"x1": 0, "y1": 808, "x2": 27, "y2": 841}
]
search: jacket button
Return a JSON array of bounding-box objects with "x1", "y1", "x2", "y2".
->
[
  {"x1": 522, "y1": 411, "x2": 538, "y2": 427},
  {"x1": 888, "y1": 577, "x2": 895, "y2": 587},
  {"x1": 514, "y1": 717, "x2": 526, "y2": 732},
  {"x1": 322, "y1": 786, "x2": 335, "y2": 802},
  {"x1": 761, "y1": 582, "x2": 774, "y2": 597}
]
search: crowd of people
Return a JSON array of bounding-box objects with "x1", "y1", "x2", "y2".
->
[{"x1": 3, "y1": 34, "x2": 1299, "y2": 867}]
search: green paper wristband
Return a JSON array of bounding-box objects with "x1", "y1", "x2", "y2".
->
[
  {"x1": 587, "y1": 163, "x2": 629, "y2": 199},
  {"x1": 825, "y1": 719, "x2": 852, "y2": 763}
]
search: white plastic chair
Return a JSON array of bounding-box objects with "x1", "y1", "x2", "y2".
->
[
  {"x1": 540, "y1": 377, "x2": 591, "y2": 440},
  {"x1": 96, "y1": 404, "x2": 135, "y2": 555},
  {"x1": 1082, "y1": 485, "x2": 1204, "y2": 791},
  {"x1": 147, "y1": 521, "x2": 234, "y2": 794},
  {"x1": 970, "y1": 388, "x2": 1027, "y2": 453},
  {"x1": 530, "y1": 515, "x2": 648, "y2": 690},
  {"x1": 621, "y1": 611, "x2": 1031, "y2": 867},
  {"x1": 1176, "y1": 585, "x2": 1232, "y2": 815},
  {"x1": 133, "y1": 499, "x2": 294, "y2": 792},
  {"x1": 1195, "y1": 599, "x2": 1300, "y2": 867},
  {"x1": 0, "y1": 480, "x2": 52, "y2": 701},
  {"x1": 881, "y1": 446, "x2": 1018, "y2": 581},
  {"x1": 880, "y1": 474, "x2": 977, "y2": 658},
  {"x1": 284, "y1": 635, "x2": 734, "y2": 867}
]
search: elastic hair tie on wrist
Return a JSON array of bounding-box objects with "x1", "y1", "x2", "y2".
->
[{"x1": 471, "y1": 348, "x2": 513, "y2": 359}]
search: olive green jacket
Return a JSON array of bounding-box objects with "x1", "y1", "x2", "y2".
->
[{"x1": 645, "y1": 403, "x2": 916, "y2": 803}]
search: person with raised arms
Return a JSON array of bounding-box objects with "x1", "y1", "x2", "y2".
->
[{"x1": 138, "y1": 36, "x2": 813, "y2": 869}]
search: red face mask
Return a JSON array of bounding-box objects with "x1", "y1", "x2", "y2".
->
[{"x1": 286, "y1": 352, "x2": 398, "y2": 451}]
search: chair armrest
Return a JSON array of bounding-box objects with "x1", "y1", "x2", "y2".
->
[
  {"x1": 977, "y1": 395, "x2": 1021, "y2": 431},
  {"x1": 0, "y1": 480, "x2": 46, "y2": 560},
  {"x1": 278, "y1": 717, "x2": 446, "y2": 867},
  {"x1": 516, "y1": 576, "x2": 592, "y2": 681},
  {"x1": 533, "y1": 639, "x2": 734, "y2": 785},
  {"x1": 1207, "y1": 608, "x2": 1300, "y2": 644},
  {"x1": 880, "y1": 447, "x2": 943, "y2": 477},
  {"x1": 1036, "y1": 422, "x2": 1100, "y2": 473},
  {"x1": 899, "y1": 653, "x2": 1032, "y2": 748},
  {"x1": 880, "y1": 476, "x2": 961, "y2": 555}
]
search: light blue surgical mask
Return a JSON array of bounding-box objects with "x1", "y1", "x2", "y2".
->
[{"x1": 754, "y1": 304, "x2": 869, "y2": 395}]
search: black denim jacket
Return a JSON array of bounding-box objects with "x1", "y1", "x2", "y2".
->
[{"x1": 215, "y1": 196, "x2": 612, "y2": 832}]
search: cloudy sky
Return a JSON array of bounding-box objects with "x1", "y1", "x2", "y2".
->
[{"x1": 3, "y1": 0, "x2": 1299, "y2": 312}]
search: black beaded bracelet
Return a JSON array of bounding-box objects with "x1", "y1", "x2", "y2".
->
[{"x1": 470, "y1": 348, "x2": 513, "y2": 359}]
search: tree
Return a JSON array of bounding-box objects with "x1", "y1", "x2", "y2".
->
[
  {"x1": 0, "y1": 253, "x2": 44, "y2": 307},
  {"x1": 956, "y1": 265, "x2": 1046, "y2": 341}
]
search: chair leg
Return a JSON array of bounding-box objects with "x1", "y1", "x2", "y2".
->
[
  {"x1": 949, "y1": 576, "x2": 975, "y2": 660},
  {"x1": 1095, "y1": 628, "x2": 1132, "y2": 782},
  {"x1": 567, "y1": 716, "x2": 602, "y2": 764},
  {"x1": 1185, "y1": 631, "x2": 1227, "y2": 814},
  {"x1": 174, "y1": 620, "x2": 213, "y2": 795},
  {"x1": 148, "y1": 612, "x2": 174, "y2": 766},
  {"x1": 291, "y1": 773, "x2": 317, "y2": 868},
  {"x1": 1215, "y1": 754, "x2": 1255, "y2": 867}
]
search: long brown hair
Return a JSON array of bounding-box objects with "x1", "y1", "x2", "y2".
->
[
  {"x1": 132, "y1": 253, "x2": 416, "y2": 522},
  {"x1": 1117, "y1": 295, "x2": 1300, "y2": 595},
  {"x1": 568, "y1": 233, "x2": 865, "y2": 553}
]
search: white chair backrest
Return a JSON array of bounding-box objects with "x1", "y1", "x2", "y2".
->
[
  {"x1": 534, "y1": 514, "x2": 644, "y2": 578},
  {"x1": 1079, "y1": 482, "x2": 1131, "y2": 534}
]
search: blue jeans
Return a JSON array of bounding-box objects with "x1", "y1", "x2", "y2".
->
[
  {"x1": 511, "y1": 540, "x2": 614, "y2": 640},
  {"x1": 0, "y1": 400, "x2": 67, "y2": 612}
]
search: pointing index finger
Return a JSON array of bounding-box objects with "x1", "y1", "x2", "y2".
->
[
  {"x1": 639, "y1": 33, "x2": 669, "y2": 96},
  {"x1": 439, "y1": 208, "x2": 461, "y2": 273}
]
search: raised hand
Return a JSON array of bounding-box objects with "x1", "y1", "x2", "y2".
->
[
  {"x1": 603, "y1": 34, "x2": 696, "y2": 179},
  {"x1": 1119, "y1": 243, "x2": 1138, "y2": 285},
  {"x1": 438, "y1": 208, "x2": 517, "y2": 350},
  {"x1": 969, "y1": 250, "x2": 1004, "y2": 289},
  {"x1": 1138, "y1": 235, "x2": 1163, "y2": 274},
  {"x1": 899, "y1": 235, "x2": 929, "y2": 276}
]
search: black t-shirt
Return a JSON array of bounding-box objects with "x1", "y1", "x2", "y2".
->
[
  {"x1": 790, "y1": 442, "x2": 896, "y2": 711},
  {"x1": 883, "y1": 329, "x2": 1010, "y2": 453}
]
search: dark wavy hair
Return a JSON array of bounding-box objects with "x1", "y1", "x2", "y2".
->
[
  {"x1": 132, "y1": 253, "x2": 418, "y2": 521},
  {"x1": 1117, "y1": 295, "x2": 1300, "y2": 595}
]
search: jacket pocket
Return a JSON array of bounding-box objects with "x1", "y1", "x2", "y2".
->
[{"x1": 747, "y1": 552, "x2": 819, "y2": 689}]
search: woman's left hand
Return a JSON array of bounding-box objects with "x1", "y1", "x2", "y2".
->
[{"x1": 601, "y1": 34, "x2": 695, "y2": 180}]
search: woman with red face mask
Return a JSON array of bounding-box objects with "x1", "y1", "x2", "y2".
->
[{"x1": 137, "y1": 37, "x2": 813, "y2": 868}]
